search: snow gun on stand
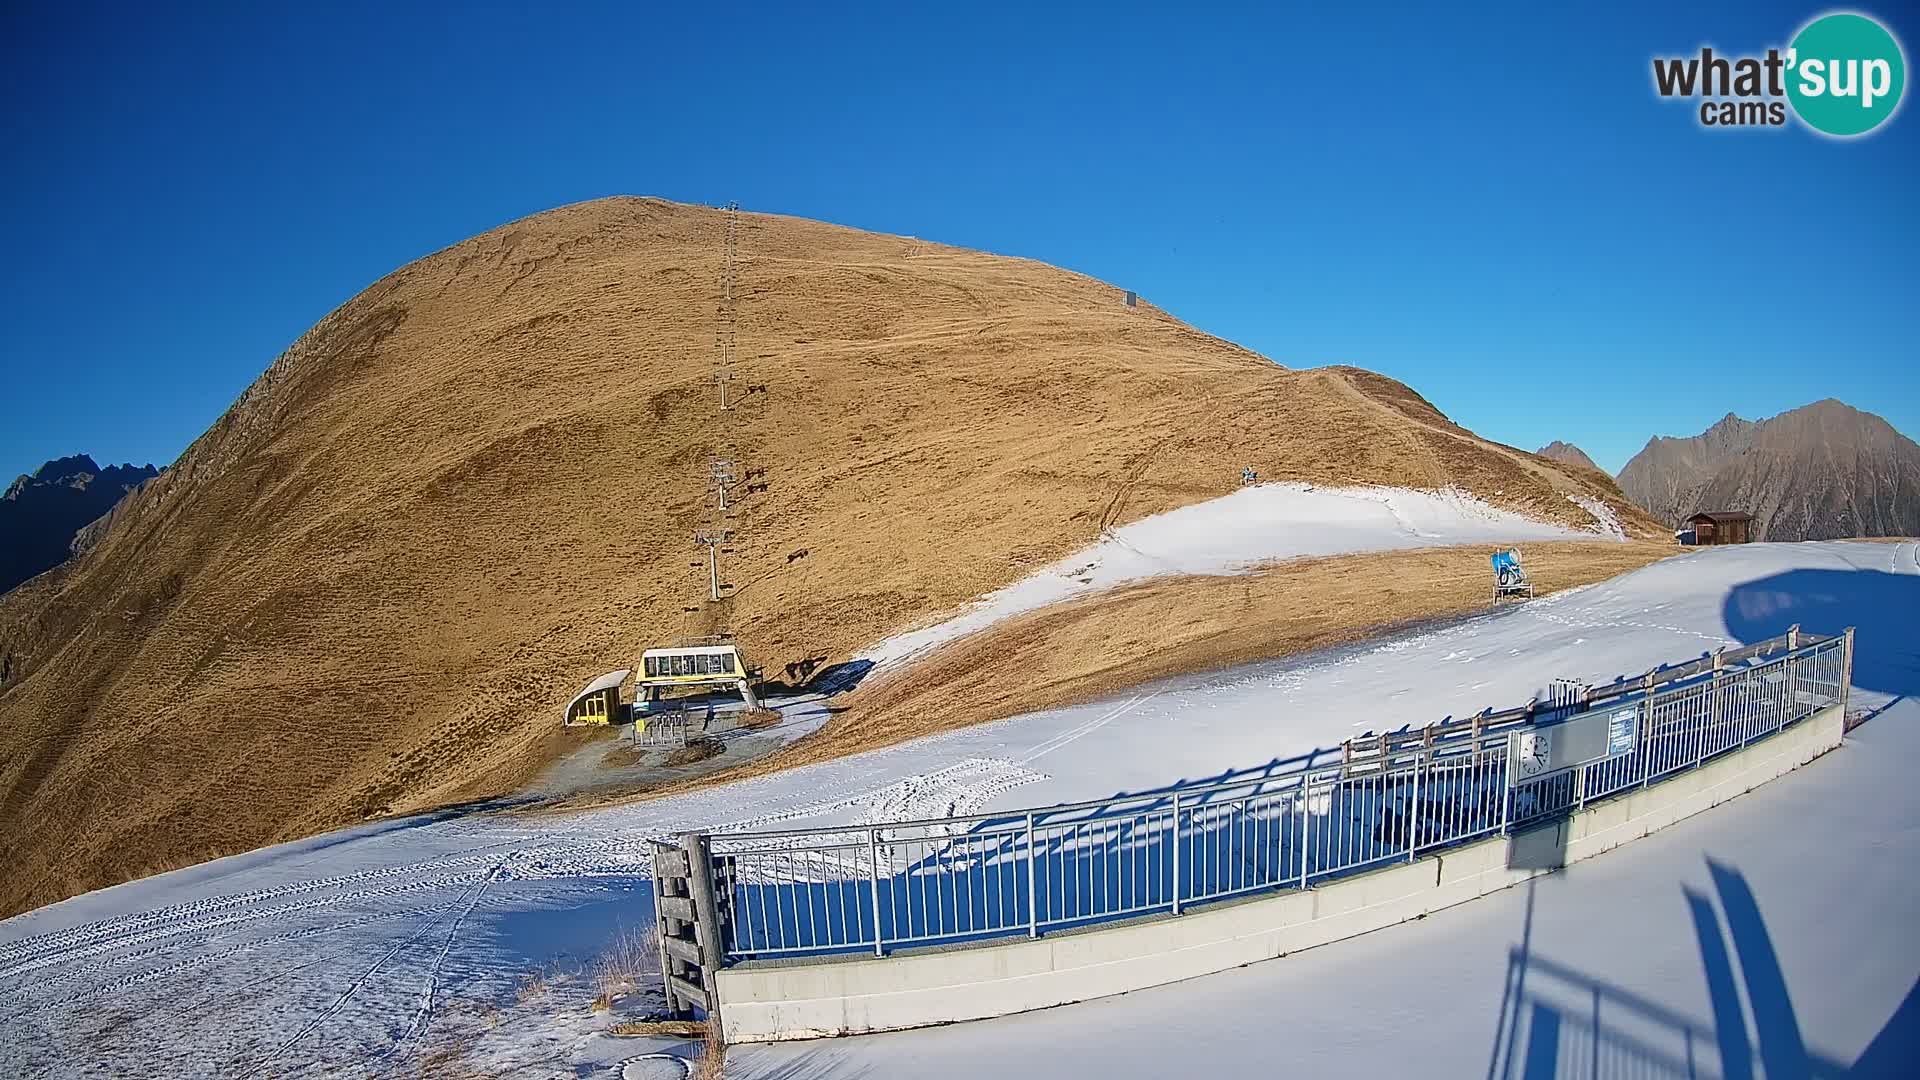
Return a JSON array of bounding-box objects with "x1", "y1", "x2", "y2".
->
[{"x1": 1492, "y1": 547, "x2": 1533, "y2": 601}]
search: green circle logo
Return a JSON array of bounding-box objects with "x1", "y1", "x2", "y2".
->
[{"x1": 1787, "y1": 13, "x2": 1906, "y2": 136}]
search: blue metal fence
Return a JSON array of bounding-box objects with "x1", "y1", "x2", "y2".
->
[{"x1": 706, "y1": 631, "x2": 1850, "y2": 961}]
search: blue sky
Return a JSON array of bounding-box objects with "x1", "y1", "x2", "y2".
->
[{"x1": 1, "y1": 0, "x2": 1914, "y2": 480}]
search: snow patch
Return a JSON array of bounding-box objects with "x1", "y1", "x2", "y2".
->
[
  {"x1": 862, "y1": 483, "x2": 1595, "y2": 666},
  {"x1": 1567, "y1": 493, "x2": 1629, "y2": 541}
]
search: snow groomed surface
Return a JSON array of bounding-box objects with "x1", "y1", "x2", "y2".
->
[
  {"x1": 715, "y1": 698, "x2": 1847, "y2": 1045},
  {"x1": 2, "y1": 540, "x2": 1914, "y2": 1076},
  {"x1": 727, "y1": 700, "x2": 1917, "y2": 1079}
]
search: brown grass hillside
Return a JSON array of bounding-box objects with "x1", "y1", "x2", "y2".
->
[
  {"x1": 810, "y1": 539, "x2": 1677, "y2": 765},
  {"x1": 0, "y1": 197, "x2": 1657, "y2": 916}
]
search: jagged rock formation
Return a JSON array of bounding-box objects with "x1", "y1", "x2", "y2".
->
[
  {"x1": 1617, "y1": 401, "x2": 1920, "y2": 539},
  {"x1": 1535, "y1": 441, "x2": 1603, "y2": 474},
  {"x1": 0, "y1": 455, "x2": 158, "y2": 594}
]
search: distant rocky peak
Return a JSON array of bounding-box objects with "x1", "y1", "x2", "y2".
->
[
  {"x1": 32, "y1": 454, "x2": 102, "y2": 484},
  {"x1": 2, "y1": 454, "x2": 161, "y2": 594},
  {"x1": 1535, "y1": 441, "x2": 1602, "y2": 473},
  {"x1": 1615, "y1": 398, "x2": 1919, "y2": 540}
]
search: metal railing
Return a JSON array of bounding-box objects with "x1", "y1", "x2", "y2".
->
[
  {"x1": 704, "y1": 630, "x2": 1851, "y2": 962},
  {"x1": 632, "y1": 710, "x2": 695, "y2": 748}
]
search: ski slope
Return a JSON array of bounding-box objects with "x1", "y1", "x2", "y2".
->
[
  {"x1": 731, "y1": 695, "x2": 1920, "y2": 1080},
  {"x1": 860, "y1": 483, "x2": 1616, "y2": 665},
  {"x1": 2, "y1": 540, "x2": 1914, "y2": 1078}
]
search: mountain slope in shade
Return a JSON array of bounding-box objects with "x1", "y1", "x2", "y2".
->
[
  {"x1": 1535, "y1": 441, "x2": 1602, "y2": 474},
  {"x1": 0, "y1": 455, "x2": 159, "y2": 594},
  {"x1": 1617, "y1": 400, "x2": 1920, "y2": 539},
  {"x1": 0, "y1": 197, "x2": 1656, "y2": 917}
]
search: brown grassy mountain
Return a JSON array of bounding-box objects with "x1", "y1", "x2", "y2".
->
[
  {"x1": 0, "y1": 197, "x2": 1657, "y2": 916},
  {"x1": 1535, "y1": 441, "x2": 1602, "y2": 475},
  {"x1": 0, "y1": 455, "x2": 159, "y2": 594},
  {"x1": 1617, "y1": 400, "x2": 1920, "y2": 539}
]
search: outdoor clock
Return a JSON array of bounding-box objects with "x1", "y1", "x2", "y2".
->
[{"x1": 1516, "y1": 731, "x2": 1553, "y2": 778}]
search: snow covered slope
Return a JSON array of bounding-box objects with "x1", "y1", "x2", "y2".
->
[
  {"x1": 863, "y1": 482, "x2": 1615, "y2": 665},
  {"x1": 3, "y1": 540, "x2": 1913, "y2": 1078},
  {"x1": 731, "y1": 697, "x2": 1920, "y2": 1080}
]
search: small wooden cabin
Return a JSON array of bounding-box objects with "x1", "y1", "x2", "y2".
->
[
  {"x1": 564, "y1": 668, "x2": 629, "y2": 726},
  {"x1": 1687, "y1": 511, "x2": 1754, "y2": 545}
]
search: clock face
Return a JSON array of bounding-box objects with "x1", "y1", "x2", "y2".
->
[{"x1": 1516, "y1": 731, "x2": 1552, "y2": 777}]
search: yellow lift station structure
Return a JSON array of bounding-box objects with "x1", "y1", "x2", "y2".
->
[
  {"x1": 637, "y1": 642, "x2": 761, "y2": 711},
  {"x1": 564, "y1": 668, "x2": 630, "y2": 727}
]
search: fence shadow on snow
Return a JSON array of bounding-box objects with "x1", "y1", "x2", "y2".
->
[{"x1": 1482, "y1": 859, "x2": 1908, "y2": 1080}]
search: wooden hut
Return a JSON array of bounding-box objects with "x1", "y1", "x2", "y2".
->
[{"x1": 1686, "y1": 511, "x2": 1754, "y2": 545}]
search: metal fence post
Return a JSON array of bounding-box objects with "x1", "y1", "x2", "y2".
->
[
  {"x1": 1843, "y1": 627, "x2": 1856, "y2": 719},
  {"x1": 1639, "y1": 672, "x2": 1657, "y2": 789},
  {"x1": 1499, "y1": 748, "x2": 1514, "y2": 836},
  {"x1": 1171, "y1": 790, "x2": 1184, "y2": 915},
  {"x1": 1784, "y1": 652, "x2": 1797, "y2": 725},
  {"x1": 1740, "y1": 663, "x2": 1757, "y2": 748},
  {"x1": 1407, "y1": 748, "x2": 1423, "y2": 862},
  {"x1": 1296, "y1": 783, "x2": 1311, "y2": 889},
  {"x1": 1574, "y1": 764, "x2": 1587, "y2": 811},
  {"x1": 1025, "y1": 812, "x2": 1039, "y2": 938},
  {"x1": 867, "y1": 827, "x2": 884, "y2": 957},
  {"x1": 1699, "y1": 653, "x2": 1723, "y2": 768}
]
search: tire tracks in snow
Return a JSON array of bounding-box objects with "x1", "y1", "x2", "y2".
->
[
  {"x1": 0, "y1": 841, "x2": 523, "y2": 970},
  {"x1": 0, "y1": 867, "x2": 493, "y2": 988},
  {"x1": 367, "y1": 859, "x2": 509, "y2": 1074},
  {"x1": 235, "y1": 870, "x2": 496, "y2": 1077}
]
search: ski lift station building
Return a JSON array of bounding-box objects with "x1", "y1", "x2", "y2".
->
[
  {"x1": 561, "y1": 645, "x2": 763, "y2": 728},
  {"x1": 638, "y1": 643, "x2": 761, "y2": 710},
  {"x1": 564, "y1": 668, "x2": 629, "y2": 726}
]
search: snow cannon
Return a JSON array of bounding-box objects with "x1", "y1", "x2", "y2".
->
[{"x1": 1492, "y1": 547, "x2": 1533, "y2": 601}]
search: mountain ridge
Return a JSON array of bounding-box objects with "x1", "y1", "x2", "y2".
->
[
  {"x1": 0, "y1": 196, "x2": 1657, "y2": 916},
  {"x1": 1535, "y1": 441, "x2": 1603, "y2": 474},
  {"x1": 0, "y1": 454, "x2": 159, "y2": 594},
  {"x1": 1616, "y1": 399, "x2": 1920, "y2": 539}
]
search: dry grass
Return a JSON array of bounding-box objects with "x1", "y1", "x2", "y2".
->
[
  {"x1": 662, "y1": 738, "x2": 725, "y2": 768},
  {"x1": 513, "y1": 970, "x2": 550, "y2": 1006},
  {"x1": 608, "y1": 1019, "x2": 710, "y2": 1039},
  {"x1": 413, "y1": 1042, "x2": 502, "y2": 1080},
  {"x1": 692, "y1": 1028, "x2": 727, "y2": 1080},
  {"x1": 588, "y1": 923, "x2": 659, "y2": 1010},
  {"x1": 598, "y1": 741, "x2": 654, "y2": 769},
  {"x1": 0, "y1": 196, "x2": 1662, "y2": 916},
  {"x1": 738, "y1": 707, "x2": 782, "y2": 730}
]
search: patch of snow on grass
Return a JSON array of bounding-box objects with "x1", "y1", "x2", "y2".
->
[
  {"x1": 1567, "y1": 493, "x2": 1629, "y2": 541},
  {"x1": 862, "y1": 483, "x2": 1594, "y2": 666}
]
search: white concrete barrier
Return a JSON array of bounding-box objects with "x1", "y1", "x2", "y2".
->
[{"x1": 715, "y1": 702, "x2": 1846, "y2": 1043}]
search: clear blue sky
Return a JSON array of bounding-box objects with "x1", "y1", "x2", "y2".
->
[{"x1": 1, "y1": 1, "x2": 1914, "y2": 480}]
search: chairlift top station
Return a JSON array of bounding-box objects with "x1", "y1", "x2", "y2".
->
[{"x1": 565, "y1": 203, "x2": 765, "y2": 729}]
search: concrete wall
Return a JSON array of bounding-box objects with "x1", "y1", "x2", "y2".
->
[{"x1": 716, "y1": 703, "x2": 1845, "y2": 1043}]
